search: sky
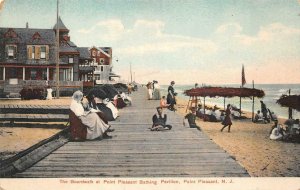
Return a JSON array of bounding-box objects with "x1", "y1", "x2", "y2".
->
[{"x1": 0, "y1": 0, "x2": 300, "y2": 85}]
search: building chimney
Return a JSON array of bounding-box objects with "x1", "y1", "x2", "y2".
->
[{"x1": 26, "y1": 22, "x2": 29, "y2": 28}]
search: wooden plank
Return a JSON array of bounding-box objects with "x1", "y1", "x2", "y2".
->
[{"x1": 13, "y1": 88, "x2": 249, "y2": 178}]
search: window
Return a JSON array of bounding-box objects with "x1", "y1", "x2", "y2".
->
[
  {"x1": 63, "y1": 69, "x2": 72, "y2": 81},
  {"x1": 42, "y1": 69, "x2": 47, "y2": 80},
  {"x1": 68, "y1": 56, "x2": 74, "y2": 64},
  {"x1": 32, "y1": 46, "x2": 35, "y2": 59},
  {"x1": 28, "y1": 45, "x2": 49, "y2": 60},
  {"x1": 40, "y1": 46, "x2": 46, "y2": 59},
  {"x1": 30, "y1": 69, "x2": 37, "y2": 80},
  {"x1": 100, "y1": 58, "x2": 105, "y2": 64},
  {"x1": 101, "y1": 66, "x2": 103, "y2": 72},
  {"x1": 0, "y1": 67, "x2": 3, "y2": 80},
  {"x1": 6, "y1": 45, "x2": 17, "y2": 59}
]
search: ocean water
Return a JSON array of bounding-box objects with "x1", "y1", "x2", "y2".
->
[{"x1": 160, "y1": 84, "x2": 300, "y2": 119}]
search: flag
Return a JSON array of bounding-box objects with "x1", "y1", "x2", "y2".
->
[{"x1": 242, "y1": 64, "x2": 246, "y2": 87}]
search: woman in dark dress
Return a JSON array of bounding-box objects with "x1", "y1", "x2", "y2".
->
[
  {"x1": 221, "y1": 104, "x2": 232, "y2": 132},
  {"x1": 167, "y1": 81, "x2": 176, "y2": 111}
]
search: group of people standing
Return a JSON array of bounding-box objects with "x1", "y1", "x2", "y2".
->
[
  {"x1": 146, "y1": 80, "x2": 161, "y2": 100},
  {"x1": 146, "y1": 80, "x2": 177, "y2": 111}
]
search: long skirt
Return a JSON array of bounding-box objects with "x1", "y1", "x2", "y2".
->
[
  {"x1": 79, "y1": 112, "x2": 110, "y2": 140},
  {"x1": 222, "y1": 115, "x2": 232, "y2": 126},
  {"x1": 167, "y1": 94, "x2": 176, "y2": 105},
  {"x1": 148, "y1": 89, "x2": 153, "y2": 99},
  {"x1": 153, "y1": 89, "x2": 161, "y2": 100}
]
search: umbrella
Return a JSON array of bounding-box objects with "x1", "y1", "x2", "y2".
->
[{"x1": 277, "y1": 95, "x2": 300, "y2": 112}]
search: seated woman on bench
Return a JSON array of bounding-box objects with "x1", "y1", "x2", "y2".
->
[{"x1": 70, "y1": 90, "x2": 113, "y2": 140}]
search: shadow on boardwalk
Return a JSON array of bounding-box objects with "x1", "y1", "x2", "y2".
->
[{"x1": 14, "y1": 88, "x2": 249, "y2": 177}]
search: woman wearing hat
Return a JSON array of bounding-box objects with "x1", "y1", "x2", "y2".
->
[
  {"x1": 167, "y1": 81, "x2": 177, "y2": 111},
  {"x1": 70, "y1": 90, "x2": 113, "y2": 140}
]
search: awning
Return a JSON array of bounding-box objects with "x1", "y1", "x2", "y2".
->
[
  {"x1": 79, "y1": 67, "x2": 94, "y2": 73},
  {"x1": 109, "y1": 72, "x2": 120, "y2": 78}
]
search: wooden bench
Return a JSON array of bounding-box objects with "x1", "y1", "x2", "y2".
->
[{"x1": 0, "y1": 105, "x2": 69, "y2": 123}]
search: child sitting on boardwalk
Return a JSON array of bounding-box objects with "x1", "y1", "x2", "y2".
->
[
  {"x1": 183, "y1": 107, "x2": 201, "y2": 131},
  {"x1": 160, "y1": 96, "x2": 170, "y2": 108},
  {"x1": 150, "y1": 107, "x2": 172, "y2": 131}
]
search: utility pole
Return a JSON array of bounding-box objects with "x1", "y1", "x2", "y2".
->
[
  {"x1": 55, "y1": 0, "x2": 60, "y2": 98},
  {"x1": 130, "y1": 62, "x2": 132, "y2": 83}
]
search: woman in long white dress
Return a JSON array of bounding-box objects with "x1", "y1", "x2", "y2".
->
[
  {"x1": 70, "y1": 91, "x2": 111, "y2": 140},
  {"x1": 46, "y1": 87, "x2": 53, "y2": 100},
  {"x1": 153, "y1": 81, "x2": 161, "y2": 100}
]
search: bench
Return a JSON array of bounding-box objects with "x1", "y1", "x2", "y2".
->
[{"x1": 0, "y1": 105, "x2": 69, "y2": 123}]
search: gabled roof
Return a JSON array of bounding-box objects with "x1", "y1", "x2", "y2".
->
[
  {"x1": 99, "y1": 47, "x2": 111, "y2": 57},
  {"x1": 68, "y1": 41, "x2": 77, "y2": 47},
  {"x1": 0, "y1": 28, "x2": 56, "y2": 45},
  {"x1": 59, "y1": 41, "x2": 78, "y2": 54},
  {"x1": 77, "y1": 47, "x2": 92, "y2": 59},
  {"x1": 53, "y1": 17, "x2": 69, "y2": 32}
]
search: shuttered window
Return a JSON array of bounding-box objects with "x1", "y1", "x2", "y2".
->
[
  {"x1": 27, "y1": 46, "x2": 32, "y2": 59},
  {"x1": 35, "y1": 46, "x2": 40, "y2": 59},
  {"x1": 45, "y1": 46, "x2": 49, "y2": 60},
  {"x1": 32, "y1": 46, "x2": 35, "y2": 59},
  {"x1": 27, "y1": 45, "x2": 49, "y2": 60}
]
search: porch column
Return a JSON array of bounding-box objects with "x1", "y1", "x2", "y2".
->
[
  {"x1": 71, "y1": 67, "x2": 73, "y2": 81},
  {"x1": 23, "y1": 67, "x2": 25, "y2": 80},
  {"x1": 3, "y1": 67, "x2": 5, "y2": 80},
  {"x1": 47, "y1": 67, "x2": 49, "y2": 80}
]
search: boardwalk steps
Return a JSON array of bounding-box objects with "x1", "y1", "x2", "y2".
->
[{"x1": 12, "y1": 87, "x2": 249, "y2": 177}]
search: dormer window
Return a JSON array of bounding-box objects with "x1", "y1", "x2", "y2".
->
[
  {"x1": 6, "y1": 45, "x2": 17, "y2": 59},
  {"x1": 4, "y1": 29, "x2": 17, "y2": 38},
  {"x1": 32, "y1": 32, "x2": 41, "y2": 41}
]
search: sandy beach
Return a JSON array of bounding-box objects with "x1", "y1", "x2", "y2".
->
[
  {"x1": 176, "y1": 98, "x2": 300, "y2": 177},
  {"x1": 0, "y1": 96, "x2": 299, "y2": 177},
  {"x1": 0, "y1": 98, "x2": 71, "y2": 161}
]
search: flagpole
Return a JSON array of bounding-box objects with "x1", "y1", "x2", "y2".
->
[
  {"x1": 239, "y1": 86, "x2": 242, "y2": 116},
  {"x1": 240, "y1": 64, "x2": 246, "y2": 117},
  {"x1": 55, "y1": 0, "x2": 60, "y2": 98},
  {"x1": 252, "y1": 80, "x2": 255, "y2": 122}
]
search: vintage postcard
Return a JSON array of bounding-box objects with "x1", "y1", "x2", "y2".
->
[{"x1": 0, "y1": 0, "x2": 300, "y2": 189}]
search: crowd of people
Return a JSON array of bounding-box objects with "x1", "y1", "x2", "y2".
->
[{"x1": 69, "y1": 83, "x2": 134, "y2": 141}]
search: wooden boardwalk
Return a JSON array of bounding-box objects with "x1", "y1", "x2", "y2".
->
[{"x1": 14, "y1": 88, "x2": 249, "y2": 177}]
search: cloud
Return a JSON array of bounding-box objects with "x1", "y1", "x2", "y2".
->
[
  {"x1": 215, "y1": 22, "x2": 300, "y2": 46},
  {"x1": 77, "y1": 19, "x2": 218, "y2": 56},
  {"x1": 76, "y1": 19, "x2": 300, "y2": 85}
]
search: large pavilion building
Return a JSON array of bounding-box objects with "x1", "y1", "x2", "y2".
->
[{"x1": 0, "y1": 18, "x2": 118, "y2": 98}]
